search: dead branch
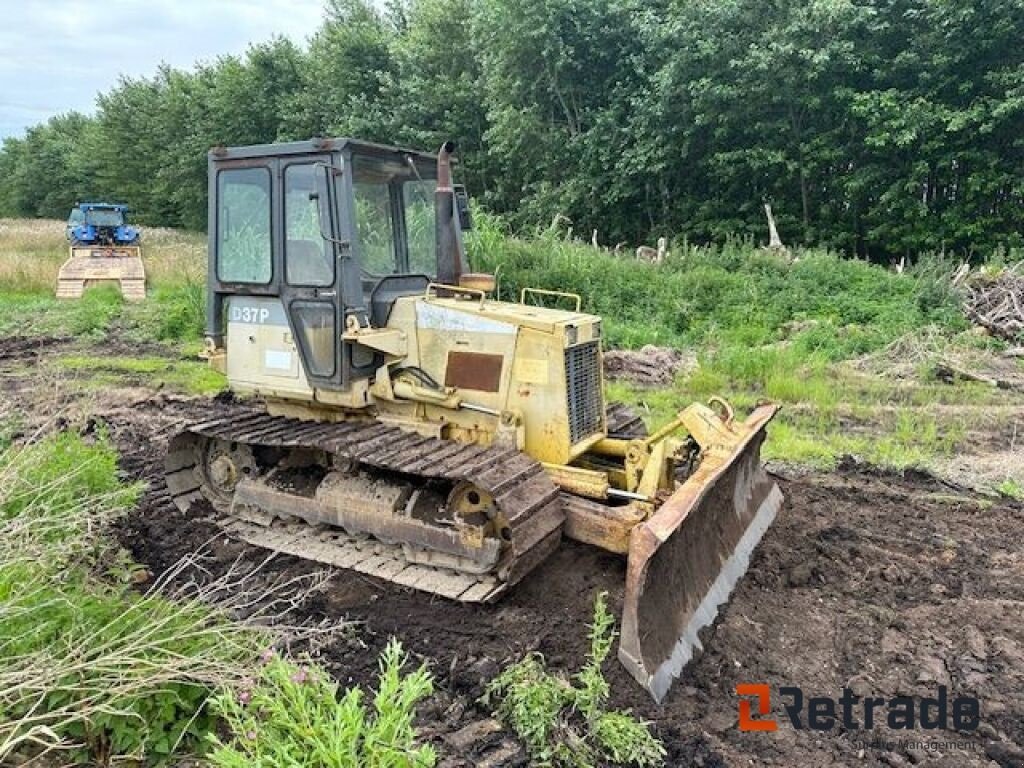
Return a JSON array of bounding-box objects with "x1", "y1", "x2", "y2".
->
[
  {"x1": 933, "y1": 361, "x2": 1024, "y2": 392},
  {"x1": 957, "y1": 268, "x2": 1024, "y2": 342}
]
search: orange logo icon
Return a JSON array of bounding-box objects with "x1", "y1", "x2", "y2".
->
[{"x1": 737, "y1": 684, "x2": 778, "y2": 732}]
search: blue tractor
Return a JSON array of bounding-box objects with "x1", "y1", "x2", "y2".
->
[
  {"x1": 66, "y1": 203, "x2": 141, "y2": 247},
  {"x1": 58, "y1": 203, "x2": 146, "y2": 301}
]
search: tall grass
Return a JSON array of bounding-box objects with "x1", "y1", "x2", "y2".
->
[
  {"x1": 0, "y1": 218, "x2": 205, "y2": 295},
  {"x1": 0, "y1": 426, "x2": 264, "y2": 763},
  {"x1": 466, "y1": 214, "x2": 967, "y2": 356},
  {"x1": 0, "y1": 214, "x2": 973, "y2": 357},
  {"x1": 0, "y1": 423, "x2": 442, "y2": 765}
]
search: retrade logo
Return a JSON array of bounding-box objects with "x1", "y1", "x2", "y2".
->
[
  {"x1": 736, "y1": 684, "x2": 777, "y2": 731},
  {"x1": 736, "y1": 684, "x2": 980, "y2": 733}
]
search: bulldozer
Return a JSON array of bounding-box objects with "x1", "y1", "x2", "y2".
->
[
  {"x1": 56, "y1": 203, "x2": 146, "y2": 301},
  {"x1": 164, "y1": 138, "x2": 783, "y2": 702}
]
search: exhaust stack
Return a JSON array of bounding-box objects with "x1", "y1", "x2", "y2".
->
[{"x1": 435, "y1": 141, "x2": 463, "y2": 286}]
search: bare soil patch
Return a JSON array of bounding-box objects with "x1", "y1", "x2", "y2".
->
[{"x1": 0, "y1": 334, "x2": 70, "y2": 361}]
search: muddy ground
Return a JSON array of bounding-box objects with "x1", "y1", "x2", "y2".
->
[{"x1": 2, "y1": 334, "x2": 1023, "y2": 768}]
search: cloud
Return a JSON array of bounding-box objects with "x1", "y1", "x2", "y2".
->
[{"x1": 0, "y1": 0, "x2": 326, "y2": 139}]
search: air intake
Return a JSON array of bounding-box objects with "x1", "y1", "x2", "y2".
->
[{"x1": 565, "y1": 341, "x2": 603, "y2": 444}]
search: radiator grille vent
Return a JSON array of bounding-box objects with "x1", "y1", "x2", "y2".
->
[{"x1": 565, "y1": 341, "x2": 603, "y2": 444}]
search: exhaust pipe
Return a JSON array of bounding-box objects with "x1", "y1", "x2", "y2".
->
[{"x1": 436, "y1": 141, "x2": 463, "y2": 286}]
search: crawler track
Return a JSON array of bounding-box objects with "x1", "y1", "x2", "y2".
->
[
  {"x1": 605, "y1": 401, "x2": 648, "y2": 438},
  {"x1": 164, "y1": 411, "x2": 564, "y2": 602}
]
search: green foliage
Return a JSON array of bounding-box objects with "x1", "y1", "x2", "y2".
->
[
  {"x1": 139, "y1": 278, "x2": 206, "y2": 340},
  {"x1": 0, "y1": 426, "x2": 137, "y2": 532},
  {"x1": 0, "y1": 579, "x2": 243, "y2": 763},
  {"x1": 0, "y1": 219, "x2": 208, "y2": 346},
  {"x1": 2, "y1": 0, "x2": 1022, "y2": 257},
  {"x1": 208, "y1": 640, "x2": 436, "y2": 768},
  {"x1": 468, "y1": 228, "x2": 964, "y2": 354},
  {"x1": 997, "y1": 479, "x2": 1023, "y2": 501},
  {"x1": 0, "y1": 285, "x2": 125, "y2": 339},
  {"x1": 484, "y1": 593, "x2": 665, "y2": 768},
  {"x1": 0, "y1": 427, "x2": 262, "y2": 764}
]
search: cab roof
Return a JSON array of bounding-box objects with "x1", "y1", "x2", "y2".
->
[
  {"x1": 76, "y1": 202, "x2": 129, "y2": 211},
  {"x1": 208, "y1": 137, "x2": 439, "y2": 164}
]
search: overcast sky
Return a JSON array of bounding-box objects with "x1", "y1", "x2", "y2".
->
[{"x1": 0, "y1": 0, "x2": 327, "y2": 140}]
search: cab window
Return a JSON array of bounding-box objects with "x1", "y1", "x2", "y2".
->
[
  {"x1": 351, "y1": 154, "x2": 438, "y2": 279},
  {"x1": 403, "y1": 179, "x2": 435, "y2": 275},
  {"x1": 352, "y1": 154, "x2": 399, "y2": 276},
  {"x1": 353, "y1": 178, "x2": 395, "y2": 276},
  {"x1": 285, "y1": 164, "x2": 333, "y2": 286},
  {"x1": 217, "y1": 167, "x2": 272, "y2": 284}
]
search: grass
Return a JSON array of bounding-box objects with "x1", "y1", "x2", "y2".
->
[
  {"x1": 468, "y1": 213, "x2": 966, "y2": 354},
  {"x1": 56, "y1": 354, "x2": 225, "y2": 396},
  {"x1": 609, "y1": 372, "x2": 978, "y2": 472},
  {"x1": 0, "y1": 422, "x2": 438, "y2": 765},
  {"x1": 0, "y1": 218, "x2": 218, "y2": 395},
  {"x1": 0, "y1": 218, "x2": 206, "y2": 294},
  {"x1": 998, "y1": 479, "x2": 1024, "y2": 500},
  {"x1": 0, "y1": 217, "x2": 207, "y2": 344},
  {"x1": 0, "y1": 214, "x2": 1020, "y2": 762},
  {"x1": 1, "y1": 215, "x2": 1021, "y2": 482},
  {"x1": 0, "y1": 285, "x2": 126, "y2": 339},
  {"x1": 0, "y1": 425, "x2": 262, "y2": 763},
  {"x1": 467, "y1": 213, "x2": 1023, "y2": 486},
  {"x1": 484, "y1": 593, "x2": 665, "y2": 768}
]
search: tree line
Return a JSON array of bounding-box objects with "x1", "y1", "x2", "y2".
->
[{"x1": 1, "y1": 0, "x2": 1021, "y2": 258}]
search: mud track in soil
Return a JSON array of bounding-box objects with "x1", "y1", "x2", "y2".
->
[{"x1": 2, "y1": 335, "x2": 1023, "y2": 767}]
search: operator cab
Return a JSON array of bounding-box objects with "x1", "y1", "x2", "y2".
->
[
  {"x1": 66, "y1": 203, "x2": 138, "y2": 245},
  {"x1": 208, "y1": 138, "x2": 470, "y2": 392}
]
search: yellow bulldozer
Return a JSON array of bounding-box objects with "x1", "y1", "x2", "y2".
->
[{"x1": 164, "y1": 138, "x2": 782, "y2": 702}]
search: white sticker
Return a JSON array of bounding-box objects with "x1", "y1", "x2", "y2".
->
[
  {"x1": 264, "y1": 349, "x2": 293, "y2": 370},
  {"x1": 417, "y1": 302, "x2": 515, "y2": 335}
]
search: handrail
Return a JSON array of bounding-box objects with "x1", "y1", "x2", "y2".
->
[
  {"x1": 424, "y1": 282, "x2": 487, "y2": 309},
  {"x1": 520, "y1": 287, "x2": 582, "y2": 312}
]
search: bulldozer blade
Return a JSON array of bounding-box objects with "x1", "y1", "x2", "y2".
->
[{"x1": 618, "y1": 403, "x2": 783, "y2": 703}]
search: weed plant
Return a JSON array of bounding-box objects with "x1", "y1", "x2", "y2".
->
[
  {"x1": 484, "y1": 593, "x2": 665, "y2": 768},
  {"x1": 209, "y1": 641, "x2": 436, "y2": 768}
]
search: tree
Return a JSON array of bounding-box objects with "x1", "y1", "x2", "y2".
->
[{"x1": 0, "y1": 0, "x2": 1020, "y2": 255}]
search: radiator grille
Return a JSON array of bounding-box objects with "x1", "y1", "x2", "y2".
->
[{"x1": 565, "y1": 341, "x2": 603, "y2": 444}]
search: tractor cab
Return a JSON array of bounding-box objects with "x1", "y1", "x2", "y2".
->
[
  {"x1": 207, "y1": 138, "x2": 472, "y2": 391},
  {"x1": 66, "y1": 203, "x2": 139, "y2": 246}
]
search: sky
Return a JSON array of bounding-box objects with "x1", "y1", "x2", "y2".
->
[{"x1": 0, "y1": 0, "x2": 327, "y2": 140}]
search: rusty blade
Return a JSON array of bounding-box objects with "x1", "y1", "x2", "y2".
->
[{"x1": 618, "y1": 404, "x2": 783, "y2": 703}]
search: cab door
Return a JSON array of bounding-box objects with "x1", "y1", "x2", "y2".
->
[{"x1": 278, "y1": 157, "x2": 344, "y2": 389}]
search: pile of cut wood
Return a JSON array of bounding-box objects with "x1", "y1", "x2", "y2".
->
[{"x1": 956, "y1": 263, "x2": 1024, "y2": 342}]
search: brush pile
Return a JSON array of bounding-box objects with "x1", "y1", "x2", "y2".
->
[{"x1": 956, "y1": 263, "x2": 1024, "y2": 342}]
